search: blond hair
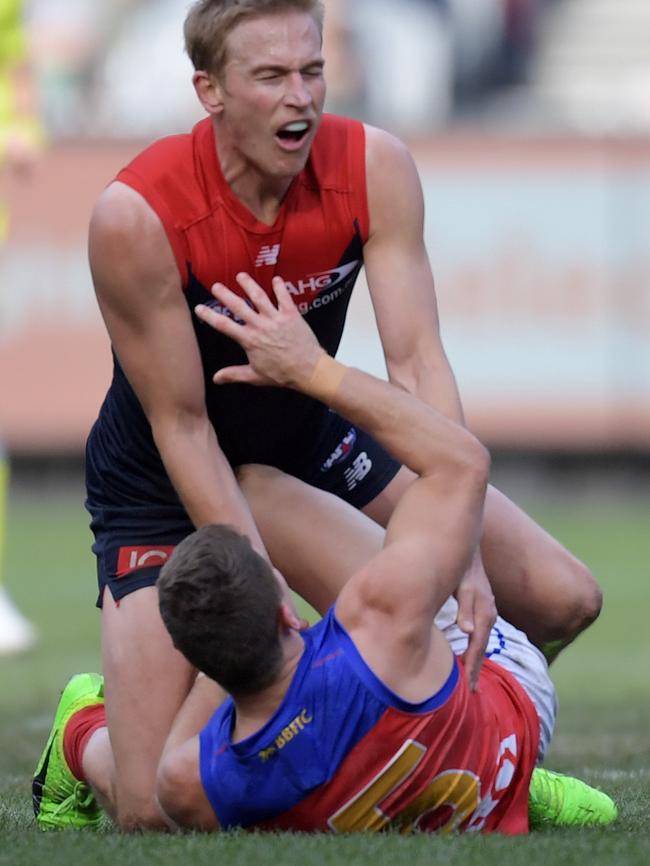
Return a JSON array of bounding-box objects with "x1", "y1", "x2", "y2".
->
[{"x1": 184, "y1": 0, "x2": 324, "y2": 78}]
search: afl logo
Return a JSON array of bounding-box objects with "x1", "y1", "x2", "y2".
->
[{"x1": 116, "y1": 545, "x2": 175, "y2": 578}]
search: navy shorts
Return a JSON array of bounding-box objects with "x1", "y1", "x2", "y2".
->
[{"x1": 87, "y1": 410, "x2": 400, "y2": 607}]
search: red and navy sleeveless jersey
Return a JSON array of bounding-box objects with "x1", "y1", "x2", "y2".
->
[
  {"x1": 88, "y1": 116, "x2": 368, "y2": 496},
  {"x1": 199, "y1": 608, "x2": 540, "y2": 835}
]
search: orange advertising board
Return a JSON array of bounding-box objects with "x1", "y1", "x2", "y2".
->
[{"x1": 1, "y1": 136, "x2": 649, "y2": 453}]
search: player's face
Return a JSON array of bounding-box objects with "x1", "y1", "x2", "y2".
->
[{"x1": 216, "y1": 11, "x2": 326, "y2": 178}]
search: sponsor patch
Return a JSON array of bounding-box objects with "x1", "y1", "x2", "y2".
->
[
  {"x1": 321, "y1": 428, "x2": 357, "y2": 472},
  {"x1": 116, "y1": 545, "x2": 175, "y2": 578}
]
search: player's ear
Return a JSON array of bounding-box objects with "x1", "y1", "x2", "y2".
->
[
  {"x1": 193, "y1": 70, "x2": 224, "y2": 115},
  {"x1": 278, "y1": 601, "x2": 305, "y2": 633}
]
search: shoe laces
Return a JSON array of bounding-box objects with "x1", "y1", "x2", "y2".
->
[{"x1": 51, "y1": 781, "x2": 95, "y2": 818}]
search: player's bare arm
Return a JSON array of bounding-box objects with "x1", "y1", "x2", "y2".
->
[
  {"x1": 156, "y1": 674, "x2": 224, "y2": 831},
  {"x1": 364, "y1": 125, "x2": 496, "y2": 682},
  {"x1": 88, "y1": 182, "x2": 265, "y2": 553},
  {"x1": 364, "y1": 125, "x2": 464, "y2": 422},
  {"x1": 196, "y1": 274, "x2": 489, "y2": 698}
]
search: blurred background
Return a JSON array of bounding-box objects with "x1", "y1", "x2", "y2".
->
[
  {"x1": 1, "y1": 0, "x2": 648, "y2": 650},
  {"x1": 0, "y1": 0, "x2": 648, "y2": 826},
  {"x1": 2, "y1": 0, "x2": 649, "y2": 460}
]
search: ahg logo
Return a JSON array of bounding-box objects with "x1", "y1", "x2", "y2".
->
[
  {"x1": 284, "y1": 260, "x2": 360, "y2": 297},
  {"x1": 116, "y1": 545, "x2": 175, "y2": 578}
]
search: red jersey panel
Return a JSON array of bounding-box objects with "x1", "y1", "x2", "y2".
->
[{"x1": 116, "y1": 114, "x2": 369, "y2": 307}]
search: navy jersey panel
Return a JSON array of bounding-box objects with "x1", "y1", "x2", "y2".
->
[{"x1": 199, "y1": 608, "x2": 459, "y2": 829}]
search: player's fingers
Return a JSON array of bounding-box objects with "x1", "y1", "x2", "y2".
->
[
  {"x1": 235, "y1": 272, "x2": 276, "y2": 314},
  {"x1": 213, "y1": 365, "x2": 265, "y2": 386},
  {"x1": 466, "y1": 602, "x2": 495, "y2": 691},
  {"x1": 195, "y1": 303, "x2": 244, "y2": 342},
  {"x1": 271, "y1": 275, "x2": 296, "y2": 312},
  {"x1": 463, "y1": 637, "x2": 484, "y2": 693},
  {"x1": 210, "y1": 282, "x2": 257, "y2": 324}
]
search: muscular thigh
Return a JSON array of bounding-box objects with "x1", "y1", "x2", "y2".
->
[
  {"x1": 480, "y1": 486, "x2": 597, "y2": 643},
  {"x1": 101, "y1": 586, "x2": 195, "y2": 829},
  {"x1": 239, "y1": 465, "x2": 384, "y2": 615}
]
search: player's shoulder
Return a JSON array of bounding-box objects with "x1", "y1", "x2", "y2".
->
[
  {"x1": 89, "y1": 179, "x2": 162, "y2": 247},
  {"x1": 88, "y1": 179, "x2": 182, "y2": 291},
  {"x1": 363, "y1": 125, "x2": 423, "y2": 234},
  {"x1": 364, "y1": 123, "x2": 418, "y2": 181}
]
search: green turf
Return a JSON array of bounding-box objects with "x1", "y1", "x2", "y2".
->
[{"x1": 1, "y1": 488, "x2": 648, "y2": 864}]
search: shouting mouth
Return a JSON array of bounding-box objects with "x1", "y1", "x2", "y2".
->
[{"x1": 275, "y1": 120, "x2": 313, "y2": 151}]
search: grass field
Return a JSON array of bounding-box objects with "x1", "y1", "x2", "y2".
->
[{"x1": 1, "y1": 477, "x2": 649, "y2": 865}]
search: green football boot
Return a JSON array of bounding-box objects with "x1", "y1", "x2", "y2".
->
[
  {"x1": 529, "y1": 767, "x2": 618, "y2": 829},
  {"x1": 32, "y1": 672, "x2": 105, "y2": 830}
]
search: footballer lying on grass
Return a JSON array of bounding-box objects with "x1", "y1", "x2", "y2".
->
[
  {"x1": 149, "y1": 274, "x2": 617, "y2": 833},
  {"x1": 32, "y1": 274, "x2": 616, "y2": 833}
]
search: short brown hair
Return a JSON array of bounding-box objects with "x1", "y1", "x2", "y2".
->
[
  {"x1": 184, "y1": 0, "x2": 325, "y2": 78},
  {"x1": 157, "y1": 524, "x2": 283, "y2": 695}
]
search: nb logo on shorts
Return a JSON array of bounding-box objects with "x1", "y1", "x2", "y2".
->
[
  {"x1": 344, "y1": 452, "x2": 372, "y2": 491},
  {"x1": 255, "y1": 244, "x2": 281, "y2": 266},
  {"x1": 116, "y1": 545, "x2": 175, "y2": 578}
]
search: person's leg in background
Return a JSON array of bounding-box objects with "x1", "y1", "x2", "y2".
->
[
  {"x1": 0, "y1": 440, "x2": 38, "y2": 653},
  {"x1": 0, "y1": 0, "x2": 45, "y2": 655}
]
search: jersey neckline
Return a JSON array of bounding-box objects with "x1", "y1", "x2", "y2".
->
[
  {"x1": 223, "y1": 608, "x2": 459, "y2": 759},
  {"x1": 194, "y1": 118, "x2": 304, "y2": 236}
]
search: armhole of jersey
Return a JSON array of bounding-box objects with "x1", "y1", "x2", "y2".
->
[
  {"x1": 115, "y1": 167, "x2": 190, "y2": 288},
  {"x1": 331, "y1": 607, "x2": 460, "y2": 714},
  {"x1": 348, "y1": 121, "x2": 370, "y2": 242}
]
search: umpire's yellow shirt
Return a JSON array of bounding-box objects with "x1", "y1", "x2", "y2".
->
[{"x1": 0, "y1": 0, "x2": 26, "y2": 126}]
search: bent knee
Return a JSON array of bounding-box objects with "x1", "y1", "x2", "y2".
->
[{"x1": 555, "y1": 558, "x2": 603, "y2": 638}]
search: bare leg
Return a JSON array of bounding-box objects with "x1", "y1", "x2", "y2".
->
[
  {"x1": 362, "y1": 466, "x2": 602, "y2": 653},
  {"x1": 239, "y1": 465, "x2": 381, "y2": 612},
  {"x1": 86, "y1": 587, "x2": 195, "y2": 830},
  {"x1": 82, "y1": 727, "x2": 115, "y2": 817}
]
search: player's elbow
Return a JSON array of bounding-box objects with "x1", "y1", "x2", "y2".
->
[
  {"x1": 156, "y1": 752, "x2": 197, "y2": 831},
  {"x1": 454, "y1": 433, "x2": 491, "y2": 504},
  {"x1": 150, "y1": 405, "x2": 213, "y2": 449}
]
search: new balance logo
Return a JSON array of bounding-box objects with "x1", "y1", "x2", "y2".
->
[
  {"x1": 255, "y1": 244, "x2": 281, "y2": 266},
  {"x1": 344, "y1": 452, "x2": 372, "y2": 491}
]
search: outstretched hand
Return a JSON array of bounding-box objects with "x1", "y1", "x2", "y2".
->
[{"x1": 195, "y1": 273, "x2": 324, "y2": 389}]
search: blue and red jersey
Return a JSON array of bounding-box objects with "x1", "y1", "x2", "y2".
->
[{"x1": 199, "y1": 608, "x2": 540, "y2": 834}]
